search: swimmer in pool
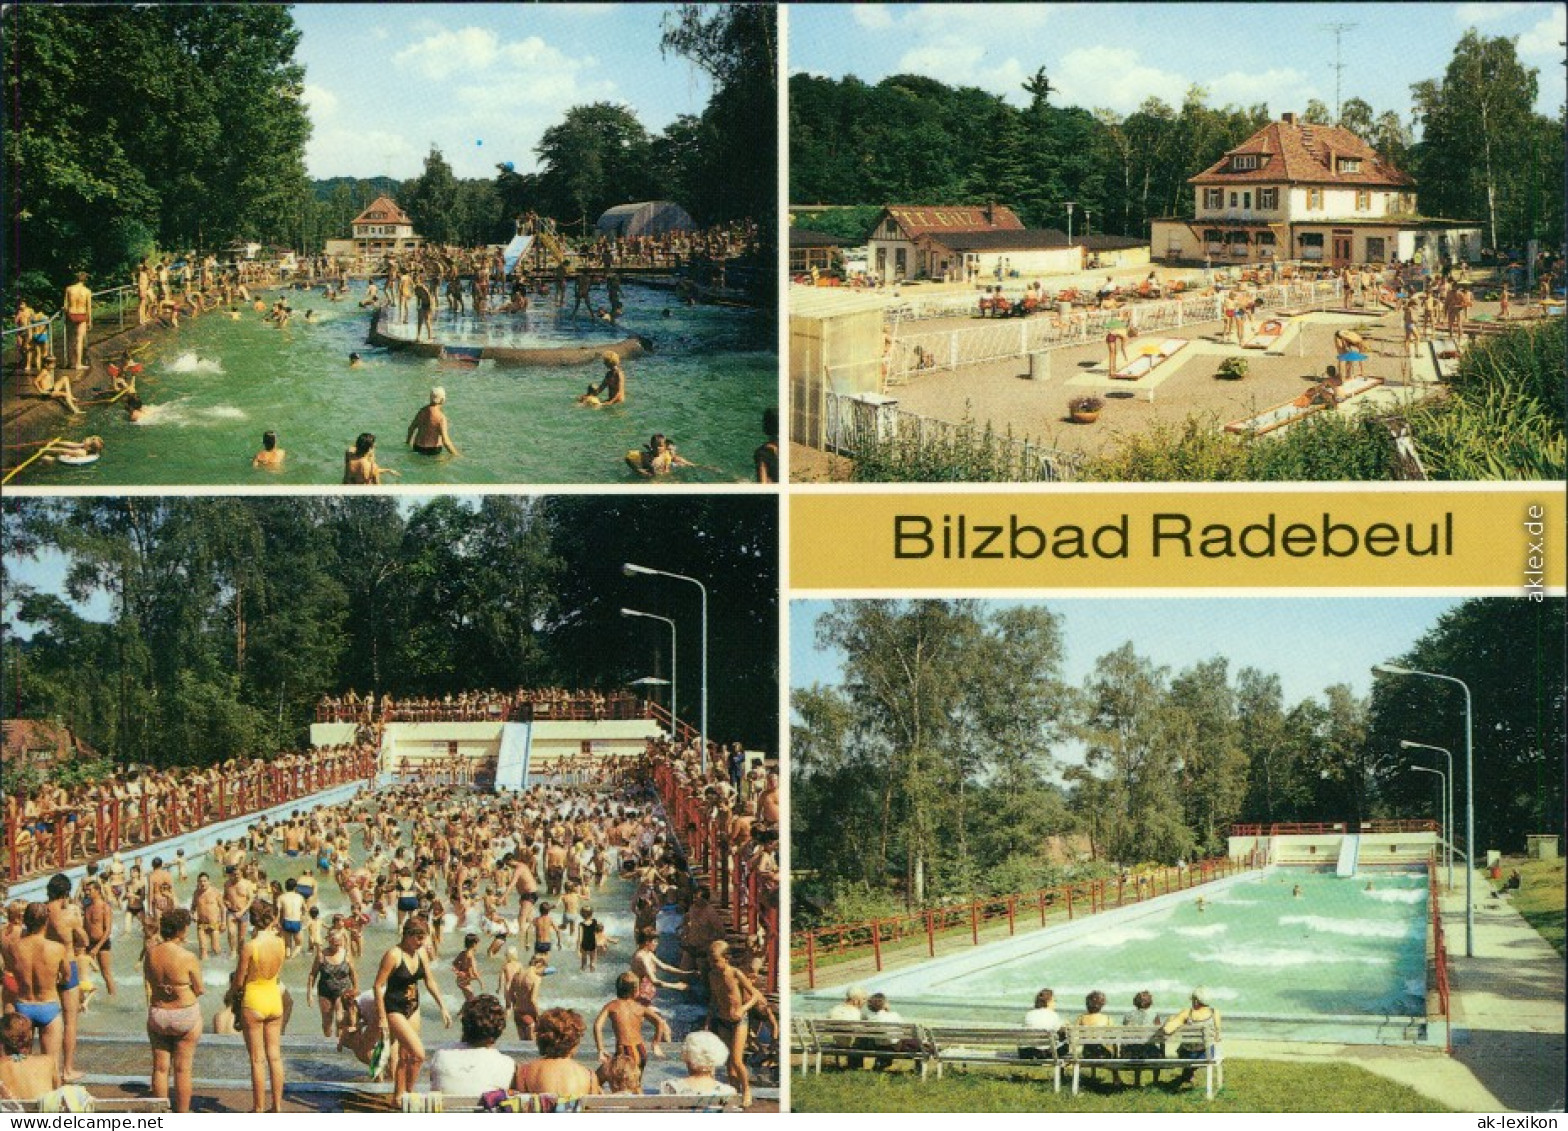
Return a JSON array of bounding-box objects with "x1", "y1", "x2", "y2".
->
[
  {"x1": 49, "y1": 436, "x2": 105, "y2": 460},
  {"x1": 630, "y1": 434, "x2": 694, "y2": 477},
  {"x1": 252, "y1": 430, "x2": 286, "y2": 470},
  {"x1": 577, "y1": 385, "x2": 602, "y2": 407},
  {"x1": 406, "y1": 387, "x2": 459, "y2": 457},
  {"x1": 348, "y1": 352, "x2": 364, "y2": 369},
  {"x1": 124, "y1": 394, "x2": 146, "y2": 423}
]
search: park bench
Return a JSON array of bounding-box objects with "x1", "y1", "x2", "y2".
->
[
  {"x1": 396, "y1": 1091, "x2": 739, "y2": 1113},
  {"x1": 790, "y1": 1016, "x2": 819, "y2": 1076},
  {"x1": 805, "y1": 1019, "x2": 932, "y2": 1078},
  {"x1": 1062, "y1": 1022, "x2": 1223, "y2": 1099},
  {"x1": 924, "y1": 1025, "x2": 1065, "y2": 1090},
  {"x1": 1, "y1": 1094, "x2": 171, "y2": 1114}
]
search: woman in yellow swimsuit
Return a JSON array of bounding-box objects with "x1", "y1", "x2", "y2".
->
[{"x1": 236, "y1": 903, "x2": 287, "y2": 1112}]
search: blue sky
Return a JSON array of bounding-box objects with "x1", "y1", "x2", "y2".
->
[
  {"x1": 291, "y1": 4, "x2": 716, "y2": 180},
  {"x1": 789, "y1": 596, "x2": 1467, "y2": 709},
  {"x1": 789, "y1": 2, "x2": 1566, "y2": 121}
]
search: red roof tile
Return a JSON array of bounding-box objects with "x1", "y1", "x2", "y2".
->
[
  {"x1": 1191, "y1": 119, "x2": 1413, "y2": 188},
  {"x1": 351, "y1": 196, "x2": 412, "y2": 227},
  {"x1": 880, "y1": 204, "x2": 1025, "y2": 238}
]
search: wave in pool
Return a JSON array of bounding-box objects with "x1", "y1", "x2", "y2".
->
[
  {"x1": 1279, "y1": 914, "x2": 1413, "y2": 939},
  {"x1": 1194, "y1": 945, "x2": 1391, "y2": 969},
  {"x1": 1173, "y1": 923, "x2": 1228, "y2": 938},
  {"x1": 132, "y1": 400, "x2": 247, "y2": 427},
  {"x1": 1363, "y1": 888, "x2": 1425, "y2": 904},
  {"x1": 163, "y1": 352, "x2": 225, "y2": 375}
]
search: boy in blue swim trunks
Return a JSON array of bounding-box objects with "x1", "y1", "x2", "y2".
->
[
  {"x1": 277, "y1": 879, "x2": 307, "y2": 958},
  {"x1": 12, "y1": 904, "x2": 68, "y2": 1067}
]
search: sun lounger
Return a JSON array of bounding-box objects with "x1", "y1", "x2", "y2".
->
[
  {"x1": 1063, "y1": 1022, "x2": 1223, "y2": 1099},
  {"x1": 1112, "y1": 338, "x2": 1188, "y2": 380},
  {"x1": 4, "y1": 1094, "x2": 170, "y2": 1114},
  {"x1": 1223, "y1": 376, "x2": 1384, "y2": 436},
  {"x1": 1429, "y1": 337, "x2": 1462, "y2": 381},
  {"x1": 1241, "y1": 318, "x2": 1287, "y2": 350},
  {"x1": 925, "y1": 1025, "x2": 1065, "y2": 1090}
]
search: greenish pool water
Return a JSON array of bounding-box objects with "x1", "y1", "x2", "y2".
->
[
  {"x1": 802, "y1": 870, "x2": 1430, "y2": 1036},
  {"x1": 24, "y1": 283, "x2": 775, "y2": 486}
]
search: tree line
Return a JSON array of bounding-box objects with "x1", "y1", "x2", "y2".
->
[
  {"x1": 4, "y1": 4, "x2": 775, "y2": 307},
  {"x1": 4, "y1": 6, "x2": 312, "y2": 302},
  {"x1": 791, "y1": 31, "x2": 1562, "y2": 252},
  {"x1": 791, "y1": 599, "x2": 1563, "y2": 924},
  {"x1": 1, "y1": 496, "x2": 777, "y2": 769}
]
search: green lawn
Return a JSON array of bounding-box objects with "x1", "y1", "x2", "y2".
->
[
  {"x1": 1509, "y1": 855, "x2": 1566, "y2": 956},
  {"x1": 790, "y1": 1061, "x2": 1457, "y2": 1113}
]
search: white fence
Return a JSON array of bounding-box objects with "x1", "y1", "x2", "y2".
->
[
  {"x1": 823, "y1": 390, "x2": 1083, "y2": 483},
  {"x1": 887, "y1": 279, "x2": 1342, "y2": 384}
]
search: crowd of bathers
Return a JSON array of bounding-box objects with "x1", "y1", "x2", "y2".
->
[
  {"x1": 316, "y1": 688, "x2": 649, "y2": 726},
  {"x1": 0, "y1": 736, "x2": 778, "y2": 1111},
  {"x1": 3, "y1": 746, "x2": 374, "y2": 884}
]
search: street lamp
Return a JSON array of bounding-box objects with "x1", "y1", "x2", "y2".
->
[
  {"x1": 620, "y1": 608, "x2": 676, "y2": 740},
  {"x1": 1065, "y1": 202, "x2": 1076, "y2": 247},
  {"x1": 624, "y1": 562, "x2": 708, "y2": 775},
  {"x1": 1409, "y1": 764, "x2": 1449, "y2": 891},
  {"x1": 1401, "y1": 740, "x2": 1456, "y2": 892},
  {"x1": 1374, "y1": 663, "x2": 1474, "y2": 957}
]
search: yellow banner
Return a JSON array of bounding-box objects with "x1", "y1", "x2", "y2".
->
[{"x1": 790, "y1": 489, "x2": 1565, "y2": 592}]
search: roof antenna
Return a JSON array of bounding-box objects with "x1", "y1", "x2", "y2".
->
[{"x1": 1320, "y1": 22, "x2": 1358, "y2": 123}]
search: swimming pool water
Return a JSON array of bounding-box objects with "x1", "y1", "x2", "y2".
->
[
  {"x1": 808, "y1": 870, "x2": 1429, "y2": 1031},
  {"x1": 22, "y1": 283, "x2": 775, "y2": 487}
]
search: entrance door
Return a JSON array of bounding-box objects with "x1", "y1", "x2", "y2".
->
[{"x1": 1331, "y1": 234, "x2": 1353, "y2": 267}]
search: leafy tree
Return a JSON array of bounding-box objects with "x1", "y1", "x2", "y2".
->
[
  {"x1": 1412, "y1": 31, "x2": 1544, "y2": 247},
  {"x1": 401, "y1": 147, "x2": 461, "y2": 246},
  {"x1": 534, "y1": 103, "x2": 654, "y2": 234}
]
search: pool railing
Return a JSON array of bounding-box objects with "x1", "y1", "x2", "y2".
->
[
  {"x1": 3, "y1": 748, "x2": 376, "y2": 883},
  {"x1": 791, "y1": 852, "x2": 1264, "y2": 991}
]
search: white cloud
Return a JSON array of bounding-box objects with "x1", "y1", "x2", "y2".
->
[
  {"x1": 301, "y1": 83, "x2": 339, "y2": 120},
  {"x1": 394, "y1": 27, "x2": 502, "y2": 80},
  {"x1": 902, "y1": 3, "x2": 1056, "y2": 37},
  {"x1": 306, "y1": 127, "x2": 422, "y2": 180},
  {"x1": 1517, "y1": 5, "x2": 1567, "y2": 55},
  {"x1": 1054, "y1": 46, "x2": 1189, "y2": 114},
  {"x1": 853, "y1": 4, "x2": 895, "y2": 31},
  {"x1": 1455, "y1": 2, "x2": 1533, "y2": 24},
  {"x1": 894, "y1": 43, "x2": 1029, "y2": 100},
  {"x1": 1207, "y1": 67, "x2": 1318, "y2": 112}
]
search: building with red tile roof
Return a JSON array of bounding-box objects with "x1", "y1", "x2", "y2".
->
[
  {"x1": 1152, "y1": 112, "x2": 1481, "y2": 269},
  {"x1": 324, "y1": 195, "x2": 424, "y2": 261}
]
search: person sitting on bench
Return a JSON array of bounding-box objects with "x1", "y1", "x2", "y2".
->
[{"x1": 1159, "y1": 987, "x2": 1220, "y2": 1085}]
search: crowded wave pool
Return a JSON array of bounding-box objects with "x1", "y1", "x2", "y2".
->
[{"x1": 23, "y1": 282, "x2": 775, "y2": 487}]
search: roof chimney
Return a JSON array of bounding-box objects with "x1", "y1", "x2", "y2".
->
[
  {"x1": 1281, "y1": 112, "x2": 1296, "y2": 126},
  {"x1": 984, "y1": 201, "x2": 996, "y2": 226}
]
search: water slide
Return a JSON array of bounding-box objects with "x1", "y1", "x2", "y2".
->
[
  {"x1": 502, "y1": 234, "x2": 534, "y2": 275},
  {"x1": 1335, "y1": 833, "x2": 1360, "y2": 877},
  {"x1": 494, "y1": 720, "x2": 532, "y2": 791}
]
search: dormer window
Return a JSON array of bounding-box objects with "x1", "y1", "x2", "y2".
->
[
  {"x1": 1337, "y1": 158, "x2": 1361, "y2": 174},
  {"x1": 1232, "y1": 155, "x2": 1259, "y2": 171}
]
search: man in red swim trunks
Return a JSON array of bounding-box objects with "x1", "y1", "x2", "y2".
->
[{"x1": 63, "y1": 273, "x2": 92, "y2": 371}]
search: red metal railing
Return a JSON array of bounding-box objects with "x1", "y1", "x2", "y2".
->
[
  {"x1": 1429, "y1": 857, "x2": 1450, "y2": 1048},
  {"x1": 650, "y1": 760, "x2": 778, "y2": 995},
  {"x1": 791, "y1": 855, "x2": 1256, "y2": 991},
  {"x1": 4, "y1": 748, "x2": 376, "y2": 883},
  {"x1": 316, "y1": 693, "x2": 653, "y2": 725},
  {"x1": 1230, "y1": 819, "x2": 1440, "y2": 837}
]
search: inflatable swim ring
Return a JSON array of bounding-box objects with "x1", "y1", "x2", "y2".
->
[{"x1": 55, "y1": 452, "x2": 100, "y2": 466}]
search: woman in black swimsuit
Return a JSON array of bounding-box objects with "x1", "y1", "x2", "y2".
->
[
  {"x1": 373, "y1": 917, "x2": 450, "y2": 1105},
  {"x1": 306, "y1": 928, "x2": 358, "y2": 1039}
]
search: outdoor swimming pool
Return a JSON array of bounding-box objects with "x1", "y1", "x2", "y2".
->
[
  {"x1": 69, "y1": 805, "x2": 712, "y2": 1088},
  {"x1": 22, "y1": 282, "x2": 775, "y2": 487},
  {"x1": 800, "y1": 869, "x2": 1434, "y2": 1043}
]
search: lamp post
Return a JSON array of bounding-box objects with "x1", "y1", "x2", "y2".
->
[
  {"x1": 621, "y1": 608, "x2": 676, "y2": 740},
  {"x1": 1374, "y1": 663, "x2": 1474, "y2": 957},
  {"x1": 1065, "y1": 202, "x2": 1076, "y2": 248},
  {"x1": 624, "y1": 563, "x2": 708, "y2": 775},
  {"x1": 1401, "y1": 740, "x2": 1455, "y2": 892},
  {"x1": 1409, "y1": 764, "x2": 1449, "y2": 891}
]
